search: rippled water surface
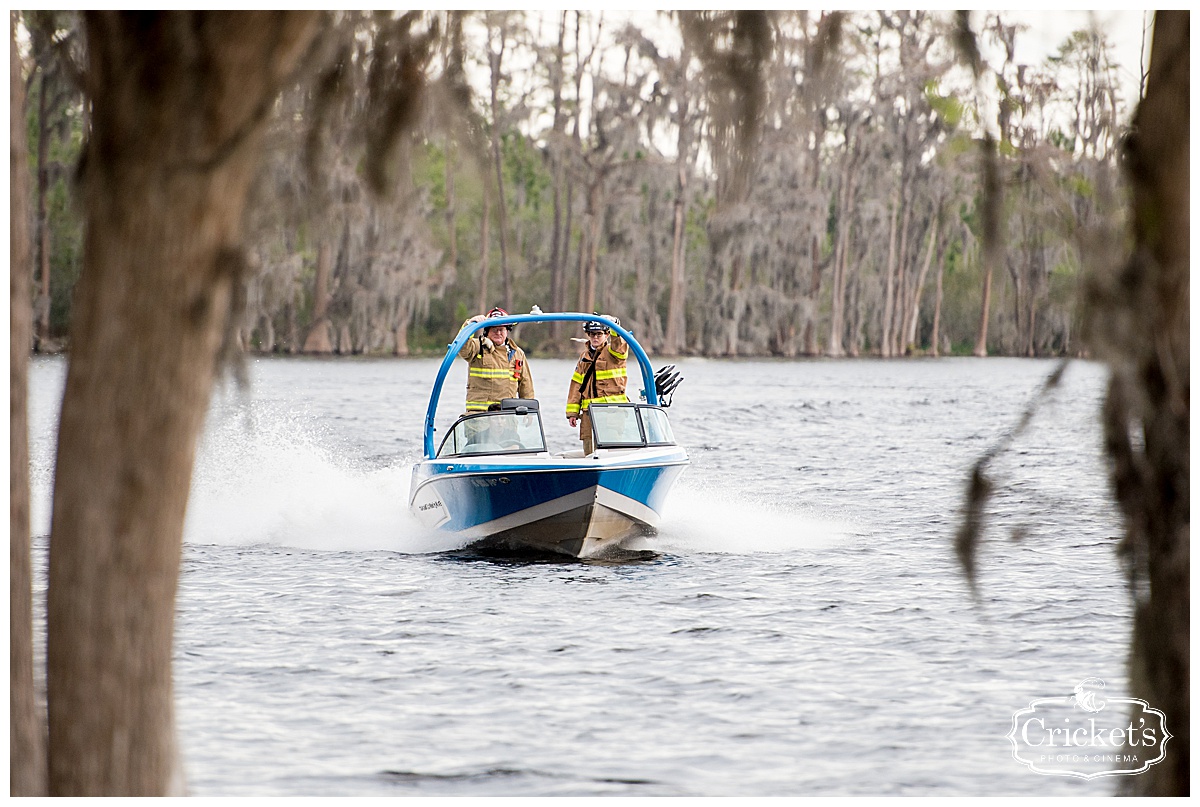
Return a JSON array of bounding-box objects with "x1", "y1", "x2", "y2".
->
[{"x1": 28, "y1": 354, "x2": 1132, "y2": 796}]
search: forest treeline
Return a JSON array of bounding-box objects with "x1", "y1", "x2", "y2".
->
[{"x1": 22, "y1": 10, "x2": 1134, "y2": 358}]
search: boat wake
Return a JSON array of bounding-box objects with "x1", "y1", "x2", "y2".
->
[
  {"x1": 632, "y1": 483, "x2": 855, "y2": 555},
  {"x1": 183, "y1": 404, "x2": 465, "y2": 554},
  {"x1": 93, "y1": 402, "x2": 858, "y2": 559}
]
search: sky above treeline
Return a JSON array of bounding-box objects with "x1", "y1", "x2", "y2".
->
[
  {"x1": 535, "y1": 9, "x2": 1150, "y2": 108},
  {"x1": 985, "y1": 9, "x2": 1149, "y2": 104}
]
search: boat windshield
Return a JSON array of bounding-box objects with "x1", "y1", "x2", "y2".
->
[
  {"x1": 590, "y1": 404, "x2": 676, "y2": 449},
  {"x1": 437, "y1": 410, "x2": 547, "y2": 458}
]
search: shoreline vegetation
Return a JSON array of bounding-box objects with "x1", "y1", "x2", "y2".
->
[{"x1": 22, "y1": 11, "x2": 1129, "y2": 363}]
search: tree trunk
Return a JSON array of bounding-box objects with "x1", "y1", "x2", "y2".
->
[
  {"x1": 891, "y1": 202, "x2": 912, "y2": 356},
  {"x1": 559, "y1": 180, "x2": 574, "y2": 314},
  {"x1": 974, "y1": 136, "x2": 1001, "y2": 358},
  {"x1": 664, "y1": 162, "x2": 689, "y2": 354},
  {"x1": 881, "y1": 197, "x2": 899, "y2": 357},
  {"x1": 488, "y1": 30, "x2": 513, "y2": 312},
  {"x1": 847, "y1": 271, "x2": 862, "y2": 357},
  {"x1": 11, "y1": 12, "x2": 47, "y2": 796},
  {"x1": 578, "y1": 177, "x2": 602, "y2": 314},
  {"x1": 547, "y1": 13, "x2": 567, "y2": 338},
  {"x1": 1102, "y1": 10, "x2": 1189, "y2": 795},
  {"x1": 974, "y1": 260, "x2": 993, "y2": 357},
  {"x1": 548, "y1": 154, "x2": 563, "y2": 319},
  {"x1": 663, "y1": 46, "x2": 692, "y2": 354},
  {"x1": 827, "y1": 226, "x2": 847, "y2": 358},
  {"x1": 393, "y1": 298, "x2": 411, "y2": 357},
  {"x1": 259, "y1": 312, "x2": 276, "y2": 353},
  {"x1": 46, "y1": 12, "x2": 317, "y2": 795},
  {"x1": 931, "y1": 249, "x2": 945, "y2": 357},
  {"x1": 804, "y1": 234, "x2": 820, "y2": 354},
  {"x1": 444, "y1": 136, "x2": 458, "y2": 275},
  {"x1": 302, "y1": 241, "x2": 332, "y2": 353},
  {"x1": 827, "y1": 155, "x2": 858, "y2": 359},
  {"x1": 477, "y1": 187, "x2": 490, "y2": 313},
  {"x1": 35, "y1": 66, "x2": 52, "y2": 347},
  {"x1": 827, "y1": 192, "x2": 847, "y2": 358},
  {"x1": 905, "y1": 216, "x2": 939, "y2": 352}
]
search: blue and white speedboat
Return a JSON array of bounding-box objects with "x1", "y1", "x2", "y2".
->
[{"x1": 409, "y1": 312, "x2": 688, "y2": 558}]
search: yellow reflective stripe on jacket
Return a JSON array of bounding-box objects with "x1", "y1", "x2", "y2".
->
[
  {"x1": 469, "y1": 368, "x2": 515, "y2": 378},
  {"x1": 595, "y1": 367, "x2": 627, "y2": 380},
  {"x1": 466, "y1": 400, "x2": 499, "y2": 412},
  {"x1": 565, "y1": 402, "x2": 580, "y2": 415},
  {"x1": 571, "y1": 371, "x2": 586, "y2": 384},
  {"x1": 607, "y1": 344, "x2": 627, "y2": 360},
  {"x1": 580, "y1": 393, "x2": 629, "y2": 410}
]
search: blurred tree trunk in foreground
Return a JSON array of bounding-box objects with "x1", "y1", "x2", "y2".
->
[
  {"x1": 11, "y1": 11, "x2": 47, "y2": 797},
  {"x1": 954, "y1": 10, "x2": 1187, "y2": 793},
  {"x1": 44, "y1": 11, "x2": 318, "y2": 795},
  {"x1": 1091, "y1": 10, "x2": 1189, "y2": 796}
]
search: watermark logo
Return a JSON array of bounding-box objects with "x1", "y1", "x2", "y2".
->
[{"x1": 1008, "y1": 679, "x2": 1172, "y2": 780}]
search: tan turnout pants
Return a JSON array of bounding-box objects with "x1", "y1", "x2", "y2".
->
[{"x1": 579, "y1": 409, "x2": 594, "y2": 455}]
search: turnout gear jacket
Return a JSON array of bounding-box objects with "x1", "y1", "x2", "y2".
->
[
  {"x1": 458, "y1": 319, "x2": 535, "y2": 413},
  {"x1": 566, "y1": 330, "x2": 629, "y2": 417}
]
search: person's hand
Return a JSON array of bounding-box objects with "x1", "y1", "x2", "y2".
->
[
  {"x1": 602, "y1": 314, "x2": 620, "y2": 327},
  {"x1": 470, "y1": 314, "x2": 486, "y2": 324},
  {"x1": 481, "y1": 336, "x2": 495, "y2": 350},
  {"x1": 568, "y1": 416, "x2": 577, "y2": 427}
]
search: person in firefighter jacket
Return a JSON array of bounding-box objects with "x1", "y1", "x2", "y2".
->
[
  {"x1": 566, "y1": 316, "x2": 628, "y2": 454},
  {"x1": 457, "y1": 307, "x2": 535, "y2": 415}
]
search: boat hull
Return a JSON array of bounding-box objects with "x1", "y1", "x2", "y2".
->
[{"x1": 409, "y1": 449, "x2": 687, "y2": 558}]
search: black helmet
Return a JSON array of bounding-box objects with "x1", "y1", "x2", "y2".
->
[{"x1": 582, "y1": 318, "x2": 607, "y2": 333}]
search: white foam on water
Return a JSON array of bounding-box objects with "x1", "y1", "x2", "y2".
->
[
  {"x1": 184, "y1": 405, "x2": 466, "y2": 555},
  {"x1": 636, "y1": 481, "x2": 856, "y2": 555}
]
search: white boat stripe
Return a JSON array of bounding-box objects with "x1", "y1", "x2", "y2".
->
[
  {"x1": 594, "y1": 486, "x2": 661, "y2": 526},
  {"x1": 457, "y1": 486, "x2": 601, "y2": 540}
]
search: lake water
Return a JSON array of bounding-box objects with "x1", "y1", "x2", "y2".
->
[{"x1": 27, "y1": 352, "x2": 1135, "y2": 796}]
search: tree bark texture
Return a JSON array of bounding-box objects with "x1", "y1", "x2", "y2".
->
[
  {"x1": 11, "y1": 12, "x2": 47, "y2": 796},
  {"x1": 1099, "y1": 10, "x2": 1189, "y2": 795},
  {"x1": 46, "y1": 11, "x2": 318, "y2": 795}
]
